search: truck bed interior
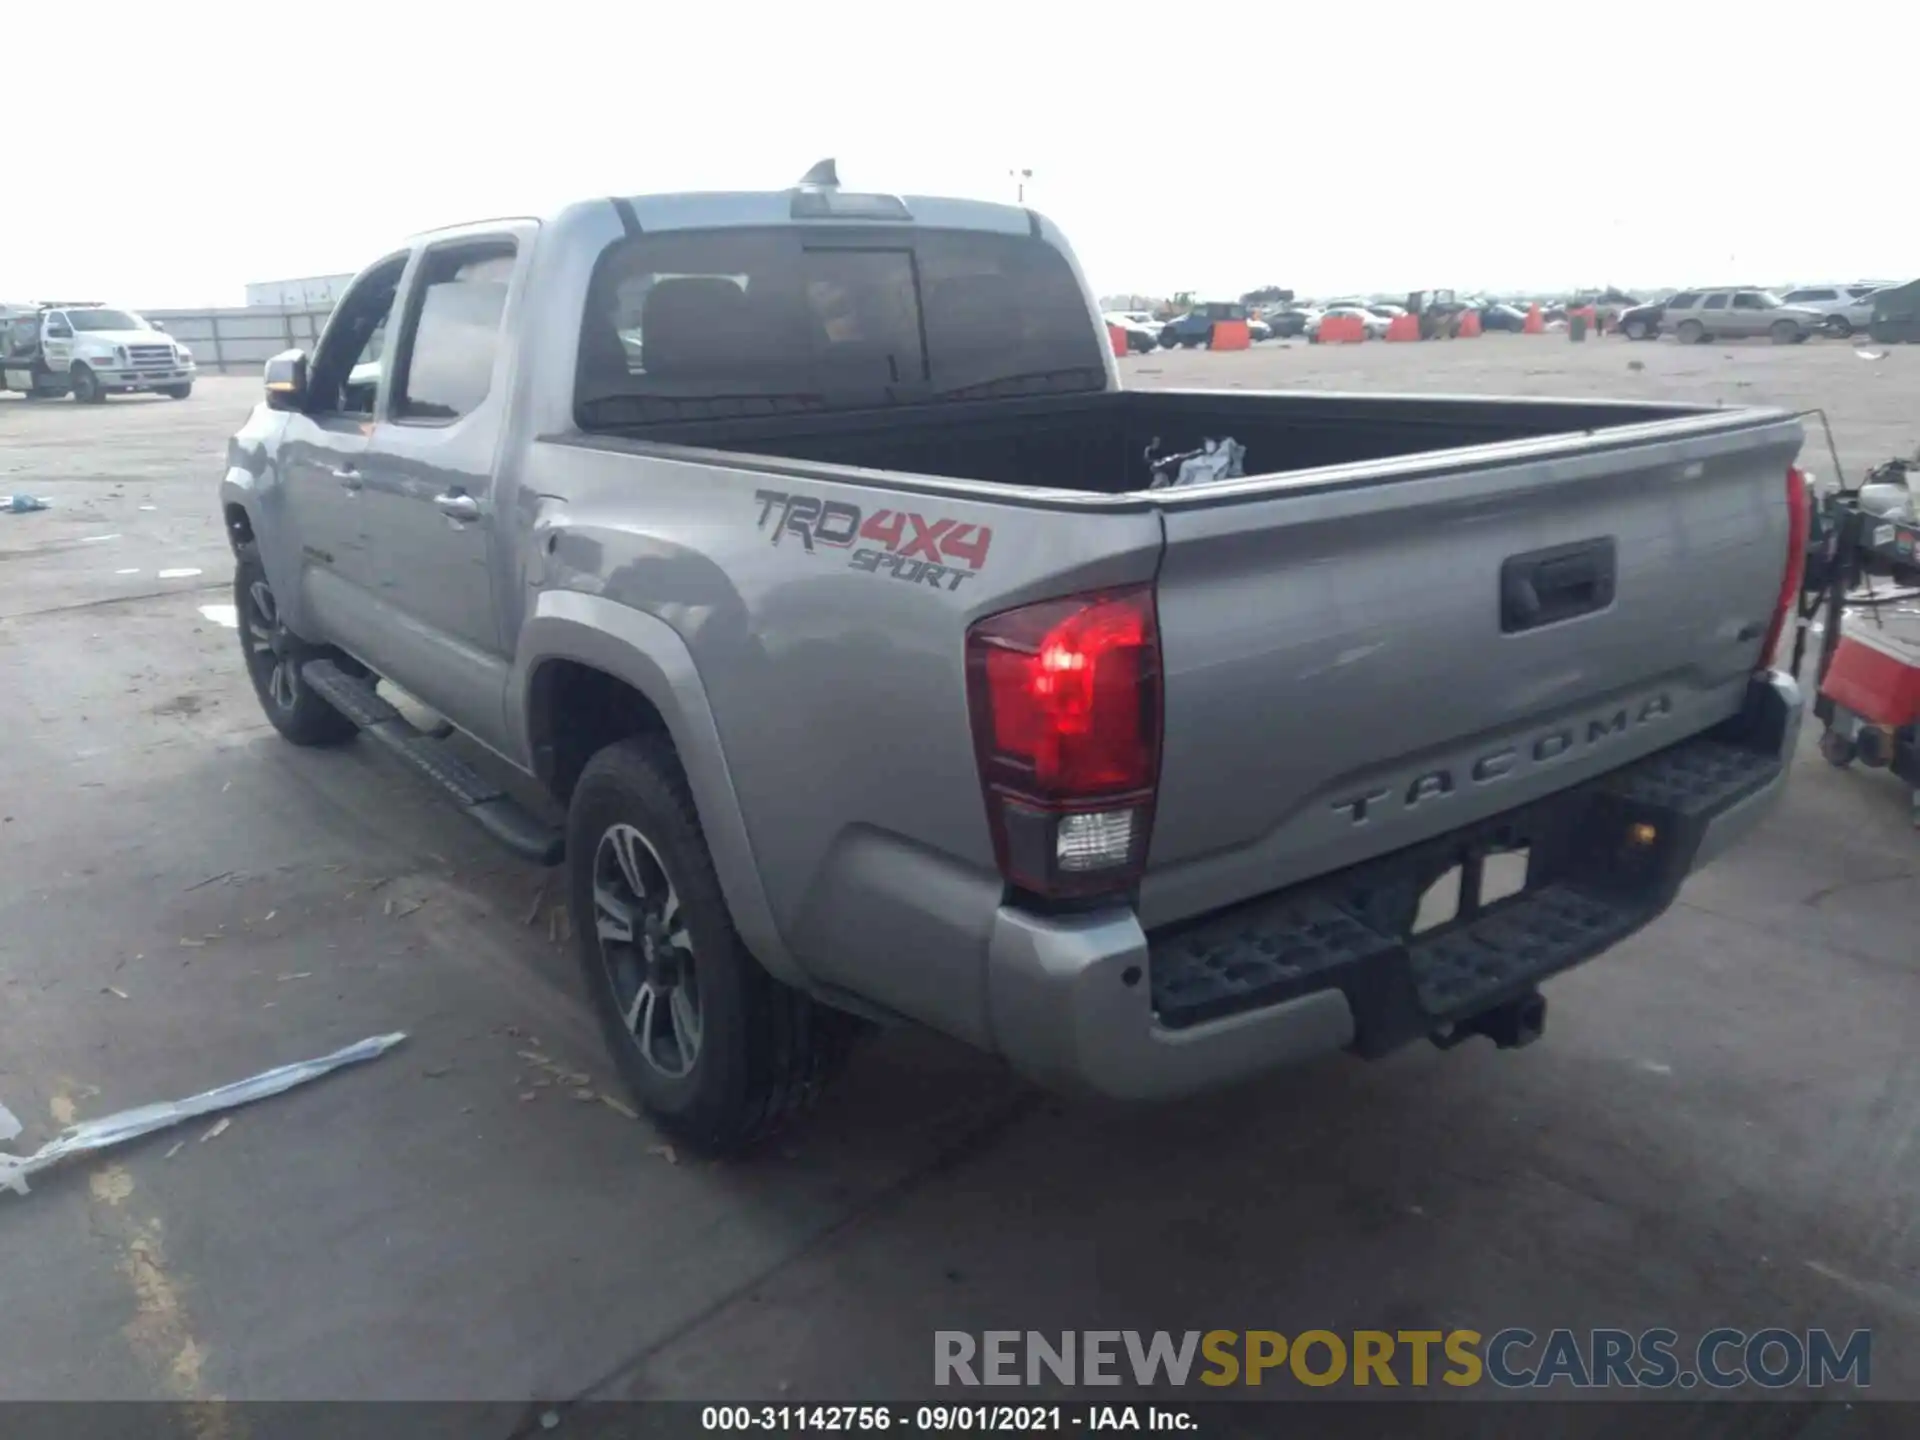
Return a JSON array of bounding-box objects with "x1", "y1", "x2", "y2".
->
[{"x1": 605, "y1": 390, "x2": 1704, "y2": 496}]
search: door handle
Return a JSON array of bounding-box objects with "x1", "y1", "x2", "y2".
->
[
  {"x1": 1500, "y1": 538, "x2": 1616, "y2": 633},
  {"x1": 331, "y1": 466, "x2": 362, "y2": 490},
  {"x1": 434, "y1": 491, "x2": 482, "y2": 522}
]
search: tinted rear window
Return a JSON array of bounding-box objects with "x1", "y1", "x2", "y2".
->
[{"x1": 575, "y1": 226, "x2": 1105, "y2": 426}]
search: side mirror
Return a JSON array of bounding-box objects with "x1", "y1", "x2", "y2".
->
[{"x1": 264, "y1": 349, "x2": 308, "y2": 411}]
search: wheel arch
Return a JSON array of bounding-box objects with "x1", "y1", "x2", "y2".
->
[{"x1": 514, "y1": 593, "x2": 807, "y2": 987}]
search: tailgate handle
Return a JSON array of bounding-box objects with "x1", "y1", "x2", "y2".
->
[{"x1": 1501, "y1": 539, "x2": 1616, "y2": 633}]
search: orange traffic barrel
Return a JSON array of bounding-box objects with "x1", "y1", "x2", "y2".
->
[{"x1": 1210, "y1": 319, "x2": 1251, "y2": 351}]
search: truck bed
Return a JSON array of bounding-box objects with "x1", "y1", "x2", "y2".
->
[{"x1": 601, "y1": 388, "x2": 1704, "y2": 495}]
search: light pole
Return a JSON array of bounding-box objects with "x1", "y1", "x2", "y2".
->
[{"x1": 1010, "y1": 168, "x2": 1032, "y2": 203}]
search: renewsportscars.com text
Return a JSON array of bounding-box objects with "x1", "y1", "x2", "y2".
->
[{"x1": 934, "y1": 1328, "x2": 1871, "y2": 1390}]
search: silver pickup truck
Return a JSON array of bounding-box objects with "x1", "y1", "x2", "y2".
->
[{"x1": 220, "y1": 167, "x2": 1810, "y2": 1153}]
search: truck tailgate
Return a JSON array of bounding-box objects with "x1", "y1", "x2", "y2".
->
[{"x1": 1141, "y1": 413, "x2": 1803, "y2": 928}]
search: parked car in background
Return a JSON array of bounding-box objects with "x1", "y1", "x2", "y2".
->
[
  {"x1": 1261, "y1": 305, "x2": 1317, "y2": 338},
  {"x1": 1116, "y1": 311, "x2": 1163, "y2": 338},
  {"x1": 1247, "y1": 316, "x2": 1273, "y2": 342},
  {"x1": 0, "y1": 303, "x2": 196, "y2": 401},
  {"x1": 1868, "y1": 280, "x2": 1920, "y2": 343},
  {"x1": 1778, "y1": 284, "x2": 1882, "y2": 338},
  {"x1": 1158, "y1": 301, "x2": 1252, "y2": 348},
  {"x1": 1103, "y1": 313, "x2": 1160, "y2": 354},
  {"x1": 1307, "y1": 305, "x2": 1388, "y2": 341},
  {"x1": 1479, "y1": 303, "x2": 1529, "y2": 332},
  {"x1": 1367, "y1": 303, "x2": 1408, "y2": 320},
  {"x1": 1660, "y1": 289, "x2": 1821, "y2": 344},
  {"x1": 1617, "y1": 299, "x2": 1670, "y2": 341}
]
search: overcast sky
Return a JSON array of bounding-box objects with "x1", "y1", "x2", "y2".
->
[{"x1": 11, "y1": 1, "x2": 1913, "y2": 306}]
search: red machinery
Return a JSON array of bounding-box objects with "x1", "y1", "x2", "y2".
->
[{"x1": 1803, "y1": 469, "x2": 1920, "y2": 826}]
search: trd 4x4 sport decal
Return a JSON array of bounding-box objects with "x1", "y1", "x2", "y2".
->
[{"x1": 752, "y1": 489, "x2": 993, "y2": 593}]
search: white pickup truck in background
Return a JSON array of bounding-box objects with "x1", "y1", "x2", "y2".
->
[{"x1": 1, "y1": 303, "x2": 195, "y2": 402}]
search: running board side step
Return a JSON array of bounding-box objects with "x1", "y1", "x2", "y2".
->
[{"x1": 301, "y1": 660, "x2": 564, "y2": 867}]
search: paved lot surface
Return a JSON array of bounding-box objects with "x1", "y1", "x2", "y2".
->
[{"x1": 2, "y1": 340, "x2": 1917, "y2": 1428}]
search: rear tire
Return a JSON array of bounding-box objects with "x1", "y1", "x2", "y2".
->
[
  {"x1": 1677, "y1": 320, "x2": 1706, "y2": 344},
  {"x1": 1824, "y1": 317, "x2": 1852, "y2": 338},
  {"x1": 70, "y1": 364, "x2": 103, "y2": 403},
  {"x1": 568, "y1": 737, "x2": 859, "y2": 1156},
  {"x1": 234, "y1": 545, "x2": 359, "y2": 746},
  {"x1": 1820, "y1": 730, "x2": 1857, "y2": 769}
]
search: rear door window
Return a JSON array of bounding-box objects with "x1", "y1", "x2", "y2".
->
[
  {"x1": 576, "y1": 225, "x2": 1104, "y2": 425},
  {"x1": 1785, "y1": 288, "x2": 1836, "y2": 303},
  {"x1": 1731, "y1": 292, "x2": 1767, "y2": 310},
  {"x1": 1701, "y1": 293, "x2": 1730, "y2": 310},
  {"x1": 1666, "y1": 292, "x2": 1700, "y2": 309}
]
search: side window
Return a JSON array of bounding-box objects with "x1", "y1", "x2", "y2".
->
[
  {"x1": 1847, "y1": 286, "x2": 1879, "y2": 299},
  {"x1": 391, "y1": 241, "x2": 515, "y2": 423},
  {"x1": 310, "y1": 255, "x2": 407, "y2": 417},
  {"x1": 1731, "y1": 291, "x2": 1765, "y2": 310},
  {"x1": 1666, "y1": 293, "x2": 1699, "y2": 310},
  {"x1": 45, "y1": 310, "x2": 73, "y2": 338},
  {"x1": 1783, "y1": 288, "x2": 1833, "y2": 303},
  {"x1": 1701, "y1": 293, "x2": 1730, "y2": 311}
]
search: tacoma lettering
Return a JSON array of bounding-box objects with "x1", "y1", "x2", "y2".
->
[{"x1": 1331, "y1": 694, "x2": 1675, "y2": 825}]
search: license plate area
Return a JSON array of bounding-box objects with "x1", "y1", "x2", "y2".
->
[{"x1": 1412, "y1": 845, "x2": 1533, "y2": 935}]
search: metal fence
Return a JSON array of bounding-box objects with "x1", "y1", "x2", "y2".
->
[{"x1": 142, "y1": 303, "x2": 337, "y2": 376}]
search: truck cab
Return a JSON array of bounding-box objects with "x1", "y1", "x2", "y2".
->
[{"x1": 0, "y1": 303, "x2": 196, "y2": 401}]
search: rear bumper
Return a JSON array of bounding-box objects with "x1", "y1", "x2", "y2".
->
[{"x1": 985, "y1": 671, "x2": 1800, "y2": 1100}]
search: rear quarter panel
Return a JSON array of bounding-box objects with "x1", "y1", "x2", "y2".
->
[{"x1": 516, "y1": 438, "x2": 1162, "y2": 1043}]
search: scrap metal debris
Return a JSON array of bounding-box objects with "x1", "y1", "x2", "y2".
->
[
  {"x1": 4, "y1": 495, "x2": 51, "y2": 514},
  {"x1": 0, "y1": 1032, "x2": 406, "y2": 1196},
  {"x1": 200, "y1": 1118, "x2": 231, "y2": 1143},
  {"x1": 648, "y1": 1144, "x2": 679, "y2": 1166}
]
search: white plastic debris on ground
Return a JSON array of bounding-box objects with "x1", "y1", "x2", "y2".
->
[{"x1": 0, "y1": 1032, "x2": 406, "y2": 1196}]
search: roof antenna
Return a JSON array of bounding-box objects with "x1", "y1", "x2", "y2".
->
[{"x1": 797, "y1": 158, "x2": 839, "y2": 190}]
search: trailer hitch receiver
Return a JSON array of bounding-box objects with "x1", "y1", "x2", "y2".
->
[{"x1": 1435, "y1": 990, "x2": 1547, "y2": 1051}]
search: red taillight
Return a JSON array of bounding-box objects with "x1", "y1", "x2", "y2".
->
[
  {"x1": 966, "y1": 586, "x2": 1161, "y2": 898},
  {"x1": 1761, "y1": 465, "x2": 1812, "y2": 669}
]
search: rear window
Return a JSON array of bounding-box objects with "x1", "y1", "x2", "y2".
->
[
  {"x1": 575, "y1": 226, "x2": 1105, "y2": 426},
  {"x1": 1784, "y1": 288, "x2": 1836, "y2": 302}
]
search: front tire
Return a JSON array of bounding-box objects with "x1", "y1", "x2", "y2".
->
[
  {"x1": 70, "y1": 364, "x2": 103, "y2": 403},
  {"x1": 1623, "y1": 318, "x2": 1649, "y2": 340},
  {"x1": 1677, "y1": 320, "x2": 1706, "y2": 344},
  {"x1": 234, "y1": 546, "x2": 359, "y2": 746},
  {"x1": 568, "y1": 737, "x2": 858, "y2": 1155},
  {"x1": 1770, "y1": 320, "x2": 1800, "y2": 345},
  {"x1": 162, "y1": 383, "x2": 193, "y2": 399}
]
